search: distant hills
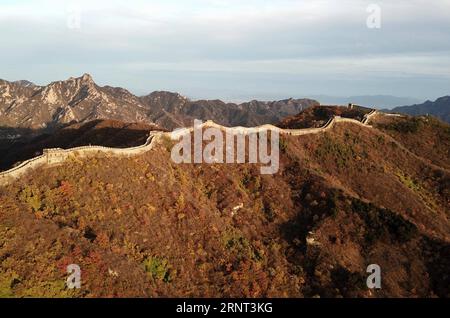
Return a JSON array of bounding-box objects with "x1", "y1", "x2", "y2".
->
[
  {"x1": 2, "y1": 73, "x2": 447, "y2": 133},
  {"x1": 389, "y1": 96, "x2": 450, "y2": 123},
  {"x1": 140, "y1": 91, "x2": 318, "y2": 130},
  {"x1": 0, "y1": 74, "x2": 318, "y2": 132}
]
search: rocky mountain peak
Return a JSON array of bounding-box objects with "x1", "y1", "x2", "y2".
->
[
  {"x1": 0, "y1": 74, "x2": 151, "y2": 129},
  {"x1": 81, "y1": 73, "x2": 93, "y2": 82},
  {"x1": 65, "y1": 73, "x2": 96, "y2": 89},
  {"x1": 436, "y1": 96, "x2": 450, "y2": 103}
]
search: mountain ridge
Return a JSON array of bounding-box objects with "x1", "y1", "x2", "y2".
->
[
  {"x1": 0, "y1": 73, "x2": 149, "y2": 130},
  {"x1": 0, "y1": 74, "x2": 319, "y2": 132},
  {"x1": 389, "y1": 96, "x2": 450, "y2": 123}
]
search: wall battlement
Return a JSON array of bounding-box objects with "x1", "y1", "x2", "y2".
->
[{"x1": 0, "y1": 110, "x2": 378, "y2": 186}]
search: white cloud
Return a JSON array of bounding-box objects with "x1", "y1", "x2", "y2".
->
[{"x1": 0, "y1": 0, "x2": 449, "y2": 99}]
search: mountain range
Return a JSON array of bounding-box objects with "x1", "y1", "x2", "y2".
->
[
  {"x1": 0, "y1": 74, "x2": 318, "y2": 133},
  {"x1": 389, "y1": 96, "x2": 450, "y2": 123},
  {"x1": 2, "y1": 73, "x2": 448, "y2": 134}
]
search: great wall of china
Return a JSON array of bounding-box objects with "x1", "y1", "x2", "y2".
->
[{"x1": 0, "y1": 109, "x2": 379, "y2": 186}]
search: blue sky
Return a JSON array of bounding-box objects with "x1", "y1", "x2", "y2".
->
[{"x1": 1, "y1": 0, "x2": 449, "y2": 101}]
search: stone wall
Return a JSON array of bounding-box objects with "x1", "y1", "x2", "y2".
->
[
  {"x1": 0, "y1": 111, "x2": 379, "y2": 186},
  {"x1": 0, "y1": 132, "x2": 160, "y2": 186}
]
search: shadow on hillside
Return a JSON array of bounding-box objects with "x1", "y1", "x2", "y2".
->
[
  {"x1": 423, "y1": 237, "x2": 450, "y2": 297},
  {"x1": 0, "y1": 120, "x2": 165, "y2": 171},
  {"x1": 276, "y1": 105, "x2": 371, "y2": 129}
]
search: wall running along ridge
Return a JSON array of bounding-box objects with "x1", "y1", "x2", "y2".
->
[{"x1": 0, "y1": 110, "x2": 378, "y2": 186}]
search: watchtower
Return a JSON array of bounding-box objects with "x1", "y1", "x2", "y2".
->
[{"x1": 43, "y1": 148, "x2": 68, "y2": 164}]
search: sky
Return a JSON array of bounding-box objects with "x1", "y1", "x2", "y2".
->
[{"x1": 1, "y1": 0, "x2": 449, "y2": 102}]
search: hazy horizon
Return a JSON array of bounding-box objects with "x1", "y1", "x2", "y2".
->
[
  {"x1": 1, "y1": 0, "x2": 449, "y2": 102},
  {"x1": 1, "y1": 72, "x2": 429, "y2": 108}
]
